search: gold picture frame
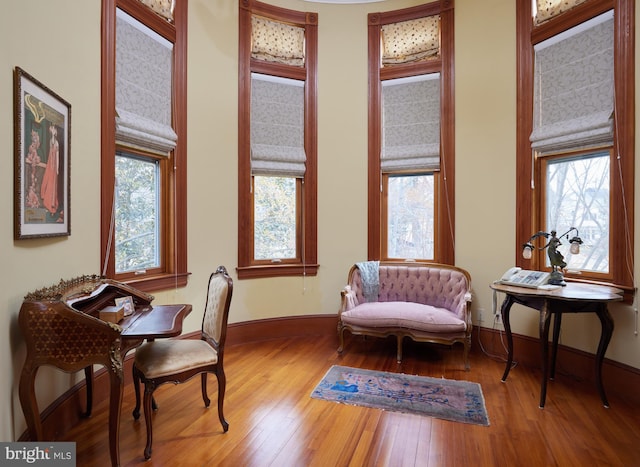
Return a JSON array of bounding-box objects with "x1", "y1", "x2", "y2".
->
[{"x1": 14, "y1": 67, "x2": 71, "y2": 239}]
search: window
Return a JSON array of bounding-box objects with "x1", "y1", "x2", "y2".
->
[
  {"x1": 238, "y1": 0, "x2": 318, "y2": 279},
  {"x1": 101, "y1": 0, "x2": 188, "y2": 292},
  {"x1": 516, "y1": 0, "x2": 634, "y2": 297},
  {"x1": 368, "y1": 1, "x2": 455, "y2": 264},
  {"x1": 542, "y1": 150, "x2": 611, "y2": 275},
  {"x1": 384, "y1": 173, "x2": 436, "y2": 260}
]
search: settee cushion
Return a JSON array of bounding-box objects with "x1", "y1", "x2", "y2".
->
[{"x1": 341, "y1": 301, "x2": 467, "y2": 333}]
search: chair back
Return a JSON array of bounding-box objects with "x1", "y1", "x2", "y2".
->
[{"x1": 201, "y1": 266, "x2": 233, "y2": 352}]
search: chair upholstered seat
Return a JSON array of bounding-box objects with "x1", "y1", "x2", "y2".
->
[{"x1": 135, "y1": 340, "x2": 218, "y2": 379}]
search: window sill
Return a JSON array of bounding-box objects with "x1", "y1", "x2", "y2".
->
[
  {"x1": 237, "y1": 263, "x2": 319, "y2": 279},
  {"x1": 119, "y1": 272, "x2": 191, "y2": 293}
]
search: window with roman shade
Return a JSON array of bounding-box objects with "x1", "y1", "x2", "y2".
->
[
  {"x1": 238, "y1": 0, "x2": 318, "y2": 279},
  {"x1": 250, "y1": 73, "x2": 306, "y2": 178},
  {"x1": 115, "y1": 8, "x2": 177, "y2": 156},
  {"x1": 381, "y1": 74, "x2": 440, "y2": 173},
  {"x1": 530, "y1": 11, "x2": 614, "y2": 155},
  {"x1": 368, "y1": 1, "x2": 455, "y2": 264},
  {"x1": 102, "y1": 0, "x2": 188, "y2": 292},
  {"x1": 515, "y1": 0, "x2": 635, "y2": 298}
]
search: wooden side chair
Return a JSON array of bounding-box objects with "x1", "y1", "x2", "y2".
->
[{"x1": 132, "y1": 265, "x2": 233, "y2": 459}]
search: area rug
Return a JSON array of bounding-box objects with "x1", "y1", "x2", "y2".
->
[{"x1": 311, "y1": 365, "x2": 489, "y2": 426}]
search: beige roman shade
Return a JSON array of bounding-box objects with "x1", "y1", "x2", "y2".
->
[
  {"x1": 535, "y1": 0, "x2": 589, "y2": 26},
  {"x1": 115, "y1": 8, "x2": 177, "y2": 156},
  {"x1": 251, "y1": 15, "x2": 305, "y2": 67},
  {"x1": 381, "y1": 15, "x2": 440, "y2": 66}
]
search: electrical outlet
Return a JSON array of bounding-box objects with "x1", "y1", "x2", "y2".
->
[{"x1": 478, "y1": 308, "x2": 485, "y2": 323}]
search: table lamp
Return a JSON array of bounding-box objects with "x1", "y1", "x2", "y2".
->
[{"x1": 522, "y1": 228, "x2": 583, "y2": 286}]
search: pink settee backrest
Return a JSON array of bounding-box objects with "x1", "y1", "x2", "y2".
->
[{"x1": 348, "y1": 263, "x2": 471, "y2": 320}]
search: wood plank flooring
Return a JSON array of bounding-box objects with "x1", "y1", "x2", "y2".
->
[{"x1": 63, "y1": 334, "x2": 640, "y2": 466}]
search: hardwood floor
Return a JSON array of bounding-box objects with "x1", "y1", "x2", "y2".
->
[{"x1": 64, "y1": 334, "x2": 640, "y2": 466}]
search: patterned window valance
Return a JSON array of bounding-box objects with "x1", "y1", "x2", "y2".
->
[
  {"x1": 534, "y1": 0, "x2": 589, "y2": 26},
  {"x1": 251, "y1": 15, "x2": 305, "y2": 67},
  {"x1": 137, "y1": 0, "x2": 174, "y2": 22},
  {"x1": 381, "y1": 15, "x2": 440, "y2": 66}
]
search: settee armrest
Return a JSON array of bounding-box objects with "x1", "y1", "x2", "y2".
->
[{"x1": 339, "y1": 285, "x2": 358, "y2": 315}]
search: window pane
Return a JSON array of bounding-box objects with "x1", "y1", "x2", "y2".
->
[
  {"x1": 545, "y1": 152, "x2": 609, "y2": 273},
  {"x1": 115, "y1": 153, "x2": 160, "y2": 273},
  {"x1": 254, "y1": 176, "x2": 297, "y2": 260},
  {"x1": 387, "y1": 174, "x2": 434, "y2": 259}
]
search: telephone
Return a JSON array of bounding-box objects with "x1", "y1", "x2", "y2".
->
[{"x1": 499, "y1": 267, "x2": 551, "y2": 288}]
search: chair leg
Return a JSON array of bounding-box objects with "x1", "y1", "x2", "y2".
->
[
  {"x1": 143, "y1": 385, "x2": 155, "y2": 460},
  {"x1": 201, "y1": 373, "x2": 210, "y2": 407},
  {"x1": 132, "y1": 365, "x2": 141, "y2": 420},
  {"x1": 396, "y1": 335, "x2": 403, "y2": 363},
  {"x1": 215, "y1": 367, "x2": 229, "y2": 432}
]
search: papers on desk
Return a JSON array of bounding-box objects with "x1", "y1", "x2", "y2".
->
[{"x1": 537, "y1": 284, "x2": 562, "y2": 290}]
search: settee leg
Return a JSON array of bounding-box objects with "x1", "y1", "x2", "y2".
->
[
  {"x1": 463, "y1": 340, "x2": 471, "y2": 371},
  {"x1": 337, "y1": 325, "x2": 344, "y2": 354},
  {"x1": 396, "y1": 336, "x2": 403, "y2": 363}
]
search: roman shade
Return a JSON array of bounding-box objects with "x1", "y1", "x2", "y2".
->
[
  {"x1": 534, "y1": 0, "x2": 589, "y2": 26},
  {"x1": 381, "y1": 15, "x2": 440, "y2": 66},
  {"x1": 250, "y1": 73, "x2": 306, "y2": 178},
  {"x1": 381, "y1": 74, "x2": 440, "y2": 172},
  {"x1": 251, "y1": 15, "x2": 305, "y2": 67},
  {"x1": 530, "y1": 11, "x2": 614, "y2": 154},
  {"x1": 115, "y1": 9, "x2": 177, "y2": 156}
]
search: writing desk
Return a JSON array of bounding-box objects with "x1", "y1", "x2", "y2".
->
[
  {"x1": 18, "y1": 275, "x2": 191, "y2": 467},
  {"x1": 489, "y1": 281, "x2": 622, "y2": 408}
]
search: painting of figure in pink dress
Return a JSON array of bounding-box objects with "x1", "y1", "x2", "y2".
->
[{"x1": 40, "y1": 123, "x2": 60, "y2": 216}]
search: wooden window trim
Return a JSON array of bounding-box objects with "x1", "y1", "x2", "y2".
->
[
  {"x1": 238, "y1": 0, "x2": 318, "y2": 279},
  {"x1": 516, "y1": 0, "x2": 634, "y2": 300},
  {"x1": 368, "y1": 0, "x2": 455, "y2": 264},
  {"x1": 101, "y1": 0, "x2": 189, "y2": 293}
]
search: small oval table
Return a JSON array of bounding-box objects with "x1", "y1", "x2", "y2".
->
[{"x1": 489, "y1": 281, "x2": 623, "y2": 408}]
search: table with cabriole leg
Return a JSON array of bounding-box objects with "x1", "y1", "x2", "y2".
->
[{"x1": 490, "y1": 281, "x2": 622, "y2": 408}]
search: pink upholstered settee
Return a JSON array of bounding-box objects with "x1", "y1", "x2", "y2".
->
[{"x1": 337, "y1": 261, "x2": 473, "y2": 369}]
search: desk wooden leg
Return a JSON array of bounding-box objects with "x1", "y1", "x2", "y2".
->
[
  {"x1": 595, "y1": 306, "x2": 614, "y2": 408},
  {"x1": 108, "y1": 367, "x2": 124, "y2": 467},
  {"x1": 82, "y1": 366, "x2": 94, "y2": 418},
  {"x1": 18, "y1": 364, "x2": 42, "y2": 441},
  {"x1": 550, "y1": 312, "x2": 562, "y2": 380},
  {"x1": 501, "y1": 295, "x2": 515, "y2": 382},
  {"x1": 539, "y1": 303, "x2": 552, "y2": 408}
]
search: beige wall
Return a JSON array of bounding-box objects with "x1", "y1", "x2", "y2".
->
[{"x1": 1, "y1": 0, "x2": 638, "y2": 442}]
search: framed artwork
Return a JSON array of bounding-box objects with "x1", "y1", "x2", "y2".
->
[
  {"x1": 14, "y1": 67, "x2": 71, "y2": 239},
  {"x1": 115, "y1": 296, "x2": 135, "y2": 317}
]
